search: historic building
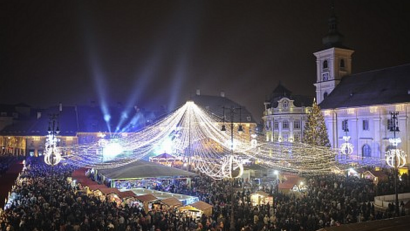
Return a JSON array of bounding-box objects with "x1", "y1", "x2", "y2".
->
[
  {"x1": 262, "y1": 83, "x2": 313, "y2": 143},
  {"x1": 0, "y1": 93, "x2": 257, "y2": 157},
  {"x1": 314, "y1": 11, "x2": 410, "y2": 165},
  {"x1": 191, "y1": 90, "x2": 257, "y2": 143}
]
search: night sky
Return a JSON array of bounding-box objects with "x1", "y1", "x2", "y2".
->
[{"x1": 1, "y1": 0, "x2": 410, "y2": 121}]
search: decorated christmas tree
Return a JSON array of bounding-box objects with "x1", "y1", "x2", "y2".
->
[{"x1": 302, "y1": 99, "x2": 331, "y2": 147}]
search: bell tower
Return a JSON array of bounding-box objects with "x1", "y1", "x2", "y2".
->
[{"x1": 314, "y1": 3, "x2": 354, "y2": 104}]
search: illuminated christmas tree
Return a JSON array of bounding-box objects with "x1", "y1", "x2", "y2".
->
[{"x1": 302, "y1": 99, "x2": 331, "y2": 147}]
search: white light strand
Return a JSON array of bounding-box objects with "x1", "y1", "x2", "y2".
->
[{"x1": 64, "y1": 101, "x2": 342, "y2": 177}]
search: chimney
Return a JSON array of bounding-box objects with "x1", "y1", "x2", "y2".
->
[
  {"x1": 220, "y1": 91, "x2": 225, "y2": 97},
  {"x1": 59, "y1": 102, "x2": 62, "y2": 112},
  {"x1": 196, "y1": 89, "x2": 200, "y2": 95},
  {"x1": 37, "y1": 111, "x2": 41, "y2": 119}
]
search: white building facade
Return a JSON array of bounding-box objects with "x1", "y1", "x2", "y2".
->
[
  {"x1": 263, "y1": 83, "x2": 313, "y2": 143},
  {"x1": 314, "y1": 12, "x2": 410, "y2": 166}
]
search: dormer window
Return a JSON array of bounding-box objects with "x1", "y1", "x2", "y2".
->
[{"x1": 323, "y1": 60, "x2": 328, "y2": 70}]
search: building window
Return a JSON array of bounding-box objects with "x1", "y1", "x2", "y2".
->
[
  {"x1": 282, "y1": 121, "x2": 289, "y2": 129},
  {"x1": 362, "y1": 120, "x2": 369, "y2": 131},
  {"x1": 323, "y1": 60, "x2": 328, "y2": 70},
  {"x1": 342, "y1": 119, "x2": 349, "y2": 132},
  {"x1": 340, "y1": 59, "x2": 345, "y2": 68},
  {"x1": 323, "y1": 92, "x2": 328, "y2": 99},
  {"x1": 274, "y1": 121, "x2": 279, "y2": 130},
  {"x1": 294, "y1": 120, "x2": 301, "y2": 129},
  {"x1": 362, "y1": 144, "x2": 371, "y2": 158},
  {"x1": 322, "y1": 72, "x2": 329, "y2": 81}
]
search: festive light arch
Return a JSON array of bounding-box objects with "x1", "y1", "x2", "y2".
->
[{"x1": 64, "y1": 101, "x2": 340, "y2": 179}]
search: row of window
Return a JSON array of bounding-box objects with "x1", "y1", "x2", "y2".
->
[
  {"x1": 266, "y1": 120, "x2": 301, "y2": 130},
  {"x1": 342, "y1": 119, "x2": 397, "y2": 132}
]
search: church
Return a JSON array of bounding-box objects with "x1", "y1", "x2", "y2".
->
[
  {"x1": 264, "y1": 9, "x2": 410, "y2": 167},
  {"x1": 315, "y1": 10, "x2": 410, "y2": 166}
]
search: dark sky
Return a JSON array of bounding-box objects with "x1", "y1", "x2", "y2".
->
[{"x1": 1, "y1": 0, "x2": 410, "y2": 121}]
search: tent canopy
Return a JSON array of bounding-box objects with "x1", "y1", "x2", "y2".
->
[
  {"x1": 151, "y1": 153, "x2": 177, "y2": 160},
  {"x1": 161, "y1": 197, "x2": 183, "y2": 207},
  {"x1": 98, "y1": 160, "x2": 196, "y2": 180}
]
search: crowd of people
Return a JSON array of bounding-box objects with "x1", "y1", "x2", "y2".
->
[{"x1": 0, "y1": 156, "x2": 409, "y2": 231}]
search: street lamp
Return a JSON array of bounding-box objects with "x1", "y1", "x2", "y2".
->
[
  {"x1": 221, "y1": 106, "x2": 244, "y2": 231},
  {"x1": 385, "y1": 112, "x2": 406, "y2": 216},
  {"x1": 44, "y1": 113, "x2": 61, "y2": 205}
]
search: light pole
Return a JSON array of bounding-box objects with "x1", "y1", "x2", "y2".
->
[
  {"x1": 44, "y1": 113, "x2": 61, "y2": 204},
  {"x1": 385, "y1": 112, "x2": 405, "y2": 216},
  {"x1": 221, "y1": 106, "x2": 244, "y2": 231}
]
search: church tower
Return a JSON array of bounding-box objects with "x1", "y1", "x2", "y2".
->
[{"x1": 314, "y1": 5, "x2": 354, "y2": 104}]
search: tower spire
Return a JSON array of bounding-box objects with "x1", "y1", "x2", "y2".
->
[{"x1": 322, "y1": 0, "x2": 345, "y2": 48}]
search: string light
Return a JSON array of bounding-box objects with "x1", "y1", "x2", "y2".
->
[{"x1": 64, "y1": 101, "x2": 345, "y2": 178}]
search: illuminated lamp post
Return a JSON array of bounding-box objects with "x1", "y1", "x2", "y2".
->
[
  {"x1": 44, "y1": 113, "x2": 61, "y2": 204},
  {"x1": 385, "y1": 112, "x2": 406, "y2": 216},
  {"x1": 221, "y1": 106, "x2": 244, "y2": 231}
]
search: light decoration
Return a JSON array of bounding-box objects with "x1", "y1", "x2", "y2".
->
[
  {"x1": 340, "y1": 136, "x2": 353, "y2": 155},
  {"x1": 44, "y1": 115, "x2": 62, "y2": 166},
  {"x1": 386, "y1": 149, "x2": 407, "y2": 168},
  {"x1": 63, "y1": 101, "x2": 339, "y2": 178}
]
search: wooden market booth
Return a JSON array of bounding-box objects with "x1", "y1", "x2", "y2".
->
[{"x1": 135, "y1": 194, "x2": 158, "y2": 211}]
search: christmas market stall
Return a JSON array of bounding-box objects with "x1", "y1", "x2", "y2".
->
[
  {"x1": 178, "y1": 201, "x2": 213, "y2": 219},
  {"x1": 135, "y1": 194, "x2": 158, "y2": 211},
  {"x1": 160, "y1": 197, "x2": 183, "y2": 209},
  {"x1": 250, "y1": 191, "x2": 272, "y2": 206}
]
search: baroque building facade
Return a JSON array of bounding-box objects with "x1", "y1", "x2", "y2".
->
[{"x1": 262, "y1": 83, "x2": 313, "y2": 143}]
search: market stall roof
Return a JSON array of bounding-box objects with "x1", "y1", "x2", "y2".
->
[
  {"x1": 98, "y1": 160, "x2": 196, "y2": 180},
  {"x1": 96, "y1": 188, "x2": 121, "y2": 195},
  {"x1": 72, "y1": 168, "x2": 88, "y2": 177},
  {"x1": 135, "y1": 194, "x2": 157, "y2": 202},
  {"x1": 118, "y1": 191, "x2": 137, "y2": 199},
  {"x1": 161, "y1": 197, "x2": 183, "y2": 207},
  {"x1": 87, "y1": 184, "x2": 108, "y2": 191},
  {"x1": 190, "y1": 201, "x2": 213, "y2": 211}
]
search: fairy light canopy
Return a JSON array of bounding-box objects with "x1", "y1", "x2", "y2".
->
[{"x1": 64, "y1": 101, "x2": 339, "y2": 179}]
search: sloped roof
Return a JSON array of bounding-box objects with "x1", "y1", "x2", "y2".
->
[
  {"x1": 191, "y1": 94, "x2": 255, "y2": 123},
  {"x1": 267, "y1": 82, "x2": 313, "y2": 108},
  {"x1": 135, "y1": 194, "x2": 157, "y2": 202},
  {"x1": 98, "y1": 159, "x2": 196, "y2": 180},
  {"x1": 190, "y1": 201, "x2": 213, "y2": 211},
  {"x1": 161, "y1": 197, "x2": 183, "y2": 207},
  {"x1": 118, "y1": 191, "x2": 137, "y2": 199},
  {"x1": 151, "y1": 153, "x2": 176, "y2": 160},
  {"x1": 320, "y1": 63, "x2": 410, "y2": 109},
  {"x1": 0, "y1": 106, "x2": 78, "y2": 136}
]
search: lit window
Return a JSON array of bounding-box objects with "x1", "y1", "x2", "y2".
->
[
  {"x1": 342, "y1": 120, "x2": 349, "y2": 132},
  {"x1": 362, "y1": 120, "x2": 369, "y2": 131},
  {"x1": 294, "y1": 120, "x2": 301, "y2": 129},
  {"x1": 282, "y1": 121, "x2": 289, "y2": 129}
]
